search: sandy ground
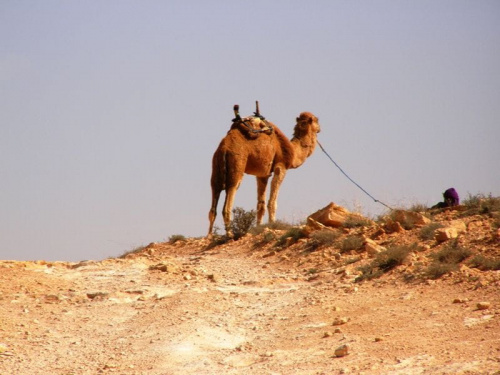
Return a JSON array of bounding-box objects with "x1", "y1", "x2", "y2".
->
[{"x1": 1, "y1": 232, "x2": 499, "y2": 375}]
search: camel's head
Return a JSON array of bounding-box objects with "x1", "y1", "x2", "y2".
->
[{"x1": 293, "y1": 112, "x2": 321, "y2": 138}]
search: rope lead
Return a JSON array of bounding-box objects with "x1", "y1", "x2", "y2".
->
[{"x1": 317, "y1": 140, "x2": 393, "y2": 211}]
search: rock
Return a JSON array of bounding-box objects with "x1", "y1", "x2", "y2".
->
[
  {"x1": 364, "y1": 238, "x2": 387, "y2": 256},
  {"x1": 332, "y1": 317, "x2": 350, "y2": 326},
  {"x1": 435, "y1": 220, "x2": 467, "y2": 242},
  {"x1": 149, "y1": 262, "x2": 179, "y2": 273},
  {"x1": 370, "y1": 228, "x2": 385, "y2": 240},
  {"x1": 308, "y1": 202, "x2": 368, "y2": 228},
  {"x1": 477, "y1": 302, "x2": 491, "y2": 310},
  {"x1": 334, "y1": 344, "x2": 349, "y2": 357},
  {"x1": 323, "y1": 331, "x2": 333, "y2": 338},
  {"x1": 86, "y1": 292, "x2": 109, "y2": 300},
  {"x1": 308, "y1": 203, "x2": 349, "y2": 228},
  {"x1": 384, "y1": 220, "x2": 405, "y2": 234},
  {"x1": 392, "y1": 210, "x2": 431, "y2": 227},
  {"x1": 44, "y1": 294, "x2": 60, "y2": 303},
  {"x1": 453, "y1": 298, "x2": 468, "y2": 304},
  {"x1": 207, "y1": 274, "x2": 220, "y2": 283},
  {"x1": 435, "y1": 227, "x2": 458, "y2": 242}
]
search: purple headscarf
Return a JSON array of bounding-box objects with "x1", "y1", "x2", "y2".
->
[{"x1": 443, "y1": 188, "x2": 459, "y2": 206}]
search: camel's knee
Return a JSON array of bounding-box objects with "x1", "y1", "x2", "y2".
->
[{"x1": 256, "y1": 200, "x2": 266, "y2": 225}]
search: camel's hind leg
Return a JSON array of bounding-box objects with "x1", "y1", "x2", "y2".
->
[
  {"x1": 222, "y1": 181, "x2": 241, "y2": 238},
  {"x1": 256, "y1": 176, "x2": 269, "y2": 225},
  {"x1": 268, "y1": 165, "x2": 286, "y2": 223},
  {"x1": 208, "y1": 188, "x2": 221, "y2": 238}
]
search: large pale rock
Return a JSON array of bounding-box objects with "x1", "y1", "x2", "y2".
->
[
  {"x1": 364, "y1": 238, "x2": 387, "y2": 257},
  {"x1": 308, "y1": 203, "x2": 349, "y2": 227},
  {"x1": 435, "y1": 220, "x2": 467, "y2": 242}
]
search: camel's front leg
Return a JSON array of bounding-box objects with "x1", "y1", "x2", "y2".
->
[
  {"x1": 268, "y1": 166, "x2": 286, "y2": 223},
  {"x1": 256, "y1": 176, "x2": 269, "y2": 225}
]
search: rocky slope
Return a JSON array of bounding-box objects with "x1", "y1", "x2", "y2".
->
[{"x1": 1, "y1": 203, "x2": 499, "y2": 374}]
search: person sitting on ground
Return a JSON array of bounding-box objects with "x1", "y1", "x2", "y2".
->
[{"x1": 432, "y1": 187, "x2": 460, "y2": 209}]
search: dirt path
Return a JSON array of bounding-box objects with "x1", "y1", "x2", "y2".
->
[{"x1": 1, "y1": 240, "x2": 499, "y2": 374}]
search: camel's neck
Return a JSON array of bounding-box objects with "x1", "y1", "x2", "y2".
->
[{"x1": 290, "y1": 132, "x2": 318, "y2": 169}]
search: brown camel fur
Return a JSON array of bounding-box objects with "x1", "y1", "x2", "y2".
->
[{"x1": 208, "y1": 111, "x2": 321, "y2": 238}]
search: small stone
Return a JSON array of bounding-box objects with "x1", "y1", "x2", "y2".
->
[
  {"x1": 183, "y1": 274, "x2": 192, "y2": 281},
  {"x1": 149, "y1": 262, "x2": 179, "y2": 273},
  {"x1": 453, "y1": 298, "x2": 467, "y2": 304},
  {"x1": 374, "y1": 337, "x2": 383, "y2": 342},
  {"x1": 477, "y1": 302, "x2": 491, "y2": 310},
  {"x1": 86, "y1": 292, "x2": 109, "y2": 300},
  {"x1": 207, "y1": 274, "x2": 220, "y2": 283},
  {"x1": 323, "y1": 331, "x2": 333, "y2": 338},
  {"x1": 334, "y1": 344, "x2": 349, "y2": 357},
  {"x1": 44, "y1": 294, "x2": 60, "y2": 303},
  {"x1": 332, "y1": 317, "x2": 349, "y2": 326}
]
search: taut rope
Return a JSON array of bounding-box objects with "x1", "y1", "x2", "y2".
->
[{"x1": 317, "y1": 140, "x2": 393, "y2": 211}]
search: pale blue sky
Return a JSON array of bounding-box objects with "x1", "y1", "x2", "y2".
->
[{"x1": 1, "y1": 1, "x2": 499, "y2": 261}]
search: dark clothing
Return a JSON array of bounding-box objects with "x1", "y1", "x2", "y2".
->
[{"x1": 432, "y1": 187, "x2": 459, "y2": 209}]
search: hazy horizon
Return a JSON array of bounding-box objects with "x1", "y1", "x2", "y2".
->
[{"x1": 1, "y1": 1, "x2": 499, "y2": 262}]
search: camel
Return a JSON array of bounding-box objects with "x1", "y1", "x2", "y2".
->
[{"x1": 208, "y1": 103, "x2": 321, "y2": 238}]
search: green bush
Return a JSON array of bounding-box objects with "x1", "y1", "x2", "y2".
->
[{"x1": 230, "y1": 207, "x2": 256, "y2": 239}]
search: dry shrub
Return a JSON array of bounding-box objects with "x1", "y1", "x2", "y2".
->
[
  {"x1": 252, "y1": 231, "x2": 277, "y2": 249},
  {"x1": 357, "y1": 244, "x2": 416, "y2": 281},
  {"x1": 168, "y1": 234, "x2": 186, "y2": 244},
  {"x1": 275, "y1": 227, "x2": 306, "y2": 247},
  {"x1": 469, "y1": 254, "x2": 500, "y2": 271},
  {"x1": 425, "y1": 240, "x2": 472, "y2": 279},
  {"x1": 344, "y1": 215, "x2": 373, "y2": 228},
  {"x1": 419, "y1": 222, "x2": 444, "y2": 241},
  {"x1": 250, "y1": 220, "x2": 293, "y2": 235},
  {"x1": 340, "y1": 235, "x2": 364, "y2": 253},
  {"x1": 119, "y1": 245, "x2": 146, "y2": 259},
  {"x1": 306, "y1": 229, "x2": 342, "y2": 252},
  {"x1": 462, "y1": 193, "x2": 500, "y2": 217}
]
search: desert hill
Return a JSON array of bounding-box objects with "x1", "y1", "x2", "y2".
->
[{"x1": 1, "y1": 198, "x2": 499, "y2": 374}]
